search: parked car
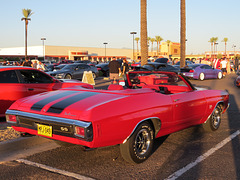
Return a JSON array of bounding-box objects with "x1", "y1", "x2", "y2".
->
[
  {"x1": 235, "y1": 75, "x2": 240, "y2": 87},
  {"x1": 6, "y1": 70, "x2": 229, "y2": 163},
  {"x1": 154, "y1": 58, "x2": 168, "y2": 63},
  {"x1": 0, "y1": 66, "x2": 93, "y2": 117},
  {"x1": 137, "y1": 62, "x2": 179, "y2": 72},
  {"x1": 47, "y1": 63, "x2": 98, "y2": 80},
  {"x1": 181, "y1": 64, "x2": 223, "y2": 80},
  {"x1": 96, "y1": 63, "x2": 109, "y2": 77},
  {"x1": 173, "y1": 60, "x2": 194, "y2": 70}
]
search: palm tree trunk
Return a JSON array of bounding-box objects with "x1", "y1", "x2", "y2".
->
[
  {"x1": 140, "y1": 0, "x2": 148, "y2": 66},
  {"x1": 180, "y1": 0, "x2": 186, "y2": 68},
  {"x1": 25, "y1": 21, "x2": 28, "y2": 60}
]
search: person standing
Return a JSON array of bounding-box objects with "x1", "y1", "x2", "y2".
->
[
  {"x1": 37, "y1": 61, "x2": 45, "y2": 71},
  {"x1": 234, "y1": 57, "x2": 239, "y2": 72},
  {"x1": 22, "y1": 58, "x2": 32, "y2": 67},
  {"x1": 108, "y1": 57, "x2": 121, "y2": 84},
  {"x1": 220, "y1": 58, "x2": 228, "y2": 76},
  {"x1": 122, "y1": 58, "x2": 129, "y2": 80},
  {"x1": 226, "y1": 58, "x2": 231, "y2": 74}
]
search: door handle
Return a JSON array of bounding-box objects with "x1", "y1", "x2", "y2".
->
[
  {"x1": 174, "y1": 99, "x2": 180, "y2": 102},
  {"x1": 28, "y1": 88, "x2": 34, "y2": 91}
]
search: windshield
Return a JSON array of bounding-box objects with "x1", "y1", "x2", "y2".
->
[{"x1": 61, "y1": 64, "x2": 76, "y2": 70}]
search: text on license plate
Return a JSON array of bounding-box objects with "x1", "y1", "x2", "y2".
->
[{"x1": 37, "y1": 124, "x2": 52, "y2": 137}]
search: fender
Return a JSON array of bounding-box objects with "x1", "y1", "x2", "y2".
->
[{"x1": 122, "y1": 117, "x2": 161, "y2": 144}]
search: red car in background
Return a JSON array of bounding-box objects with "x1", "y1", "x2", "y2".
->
[{"x1": 0, "y1": 66, "x2": 93, "y2": 117}]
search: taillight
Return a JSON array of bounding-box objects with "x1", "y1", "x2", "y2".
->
[
  {"x1": 97, "y1": 68, "x2": 101, "y2": 70},
  {"x1": 6, "y1": 115, "x2": 17, "y2": 123},
  {"x1": 189, "y1": 70, "x2": 194, "y2": 73},
  {"x1": 75, "y1": 126, "x2": 85, "y2": 138},
  {"x1": 74, "y1": 124, "x2": 93, "y2": 141}
]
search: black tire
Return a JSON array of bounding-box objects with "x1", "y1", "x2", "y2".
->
[
  {"x1": 120, "y1": 122, "x2": 154, "y2": 164},
  {"x1": 65, "y1": 74, "x2": 72, "y2": 79},
  {"x1": 203, "y1": 104, "x2": 222, "y2": 132}
]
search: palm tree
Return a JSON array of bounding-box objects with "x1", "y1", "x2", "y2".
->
[
  {"x1": 209, "y1": 37, "x2": 215, "y2": 58},
  {"x1": 213, "y1": 37, "x2": 218, "y2": 58},
  {"x1": 21, "y1": 9, "x2": 34, "y2": 60},
  {"x1": 135, "y1": 37, "x2": 140, "y2": 52},
  {"x1": 150, "y1": 38, "x2": 155, "y2": 53},
  {"x1": 222, "y1": 38, "x2": 228, "y2": 57},
  {"x1": 155, "y1": 36, "x2": 163, "y2": 56},
  {"x1": 140, "y1": 0, "x2": 148, "y2": 66},
  {"x1": 180, "y1": 0, "x2": 186, "y2": 68},
  {"x1": 166, "y1": 40, "x2": 171, "y2": 56}
]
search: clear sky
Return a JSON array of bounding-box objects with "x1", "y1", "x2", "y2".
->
[{"x1": 1, "y1": 0, "x2": 240, "y2": 55}]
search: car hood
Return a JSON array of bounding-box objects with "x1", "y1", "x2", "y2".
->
[{"x1": 8, "y1": 88, "x2": 154, "y2": 122}]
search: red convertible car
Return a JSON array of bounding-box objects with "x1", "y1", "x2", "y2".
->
[
  {"x1": 0, "y1": 66, "x2": 93, "y2": 117},
  {"x1": 6, "y1": 71, "x2": 229, "y2": 163}
]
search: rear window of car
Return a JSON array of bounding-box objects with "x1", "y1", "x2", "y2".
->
[{"x1": 0, "y1": 70, "x2": 18, "y2": 83}]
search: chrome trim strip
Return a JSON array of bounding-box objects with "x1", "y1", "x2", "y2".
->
[{"x1": 5, "y1": 109, "x2": 91, "y2": 128}]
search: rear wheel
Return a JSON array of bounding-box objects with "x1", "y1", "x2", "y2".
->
[
  {"x1": 199, "y1": 73, "x2": 205, "y2": 81},
  {"x1": 65, "y1": 74, "x2": 72, "y2": 79},
  {"x1": 92, "y1": 72, "x2": 96, "y2": 79},
  {"x1": 217, "y1": 72, "x2": 223, "y2": 79},
  {"x1": 120, "y1": 122, "x2": 154, "y2": 164},
  {"x1": 203, "y1": 104, "x2": 222, "y2": 132}
]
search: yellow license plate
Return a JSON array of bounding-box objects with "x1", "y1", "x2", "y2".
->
[{"x1": 37, "y1": 124, "x2": 52, "y2": 137}]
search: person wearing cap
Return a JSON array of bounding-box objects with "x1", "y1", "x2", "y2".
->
[{"x1": 108, "y1": 57, "x2": 121, "y2": 84}]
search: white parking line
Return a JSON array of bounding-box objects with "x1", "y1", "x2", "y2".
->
[
  {"x1": 16, "y1": 159, "x2": 95, "y2": 180},
  {"x1": 165, "y1": 130, "x2": 240, "y2": 180}
]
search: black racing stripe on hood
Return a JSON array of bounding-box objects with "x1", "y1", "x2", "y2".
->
[
  {"x1": 31, "y1": 91, "x2": 78, "y2": 111},
  {"x1": 47, "y1": 92, "x2": 99, "y2": 114}
]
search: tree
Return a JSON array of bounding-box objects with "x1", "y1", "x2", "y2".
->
[
  {"x1": 208, "y1": 37, "x2": 215, "y2": 58},
  {"x1": 135, "y1": 37, "x2": 140, "y2": 52},
  {"x1": 213, "y1": 37, "x2": 218, "y2": 58},
  {"x1": 140, "y1": 0, "x2": 148, "y2": 66},
  {"x1": 166, "y1": 40, "x2": 171, "y2": 56},
  {"x1": 150, "y1": 38, "x2": 155, "y2": 53},
  {"x1": 222, "y1": 38, "x2": 228, "y2": 57},
  {"x1": 155, "y1": 36, "x2": 163, "y2": 56},
  {"x1": 180, "y1": 0, "x2": 186, "y2": 68},
  {"x1": 21, "y1": 9, "x2": 34, "y2": 60}
]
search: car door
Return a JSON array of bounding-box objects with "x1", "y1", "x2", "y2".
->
[
  {"x1": 17, "y1": 69, "x2": 55, "y2": 96},
  {"x1": 0, "y1": 70, "x2": 28, "y2": 116},
  {"x1": 73, "y1": 64, "x2": 90, "y2": 79},
  {"x1": 170, "y1": 91, "x2": 207, "y2": 126},
  {"x1": 201, "y1": 65, "x2": 212, "y2": 78}
]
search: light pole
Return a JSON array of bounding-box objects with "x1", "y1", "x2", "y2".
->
[
  {"x1": 130, "y1": 32, "x2": 137, "y2": 60},
  {"x1": 41, "y1": 37, "x2": 46, "y2": 60},
  {"x1": 233, "y1": 44, "x2": 236, "y2": 57},
  {"x1": 103, "y1": 42, "x2": 108, "y2": 60},
  {"x1": 215, "y1": 42, "x2": 218, "y2": 58}
]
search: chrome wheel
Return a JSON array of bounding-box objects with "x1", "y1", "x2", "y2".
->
[
  {"x1": 199, "y1": 73, "x2": 205, "y2": 81},
  {"x1": 134, "y1": 129, "x2": 151, "y2": 156},
  {"x1": 203, "y1": 105, "x2": 222, "y2": 131},
  {"x1": 217, "y1": 72, "x2": 223, "y2": 79},
  {"x1": 65, "y1": 74, "x2": 72, "y2": 79}
]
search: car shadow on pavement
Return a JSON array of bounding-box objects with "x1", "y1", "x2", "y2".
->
[{"x1": 227, "y1": 94, "x2": 240, "y2": 179}]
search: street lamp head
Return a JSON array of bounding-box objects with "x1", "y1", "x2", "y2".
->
[
  {"x1": 103, "y1": 42, "x2": 108, "y2": 45},
  {"x1": 41, "y1": 38, "x2": 46, "y2": 41},
  {"x1": 130, "y1": 32, "x2": 137, "y2": 35}
]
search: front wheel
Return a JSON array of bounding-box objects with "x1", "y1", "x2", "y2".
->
[
  {"x1": 199, "y1": 73, "x2": 205, "y2": 81},
  {"x1": 120, "y1": 122, "x2": 154, "y2": 164},
  {"x1": 203, "y1": 104, "x2": 222, "y2": 132},
  {"x1": 65, "y1": 74, "x2": 72, "y2": 79}
]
